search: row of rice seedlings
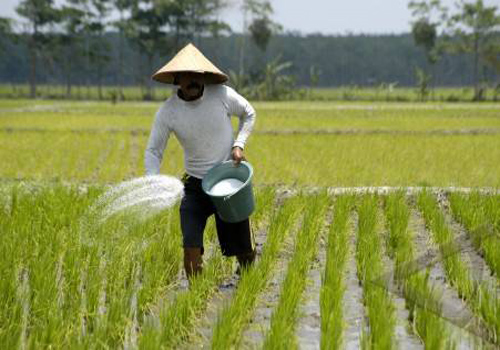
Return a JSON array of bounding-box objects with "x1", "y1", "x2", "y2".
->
[
  {"x1": 383, "y1": 192, "x2": 452, "y2": 349},
  {"x1": 320, "y1": 195, "x2": 354, "y2": 350},
  {"x1": 355, "y1": 195, "x2": 396, "y2": 350},
  {"x1": 80, "y1": 210, "x2": 183, "y2": 348},
  {"x1": 139, "y1": 189, "x2": 276, "y2": 349},
  {"x1": 0, "y1": 184, "x2": 184, "y2": 348},
  {"x1": 417, "y1": 190, "x2": 499, "y2": 343},
  {"x1": 0, "y1": 185, "x2": 98, "y2": 347},
  {"x1": 210, "y1": 191, "x2": 303, "y2": 349},
  {"x1": 262, "y1": 192, "x2": 330, "y2": 349},
  {"x1": 448, "y1": 192, "x2": 500, "y2": 279}
]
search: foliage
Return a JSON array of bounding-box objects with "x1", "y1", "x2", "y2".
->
[
  {"x1": 0, "y1": 17, "x2": 12, "y2": 52},
  {"x1": 415, "y1": 67, "x2": 431, "y2": 101},
  {"x1": 245, "y1": 0, "x2": 280, "y2": 52},
  {"x1": 445, "y1": 0, "x2": 500, "y2": 100},
  {"x1": 411, "y1": 19, "x2": 439, "y2": 63},
  {"x1": 230, "y1": 56, "x2": 301, "y2": 100}
]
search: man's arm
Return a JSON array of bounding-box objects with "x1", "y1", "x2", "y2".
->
[
  {"x1": 225, "y1": 86, "x2": 256, "y2": 164},
  {"x1": 144, "y1": 105, "x2": 171, "y2": 175}
]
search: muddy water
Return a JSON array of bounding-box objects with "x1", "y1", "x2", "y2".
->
[
  {"x1": 342, "y1": 212, "x2": 366, "y2": 350},
  {"x1": 409, "y1": 205, "x2": 486, "y2": 350}
]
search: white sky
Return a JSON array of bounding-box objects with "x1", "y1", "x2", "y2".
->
[{"x1": 1, "y1": 0, "x2": 499, "y2": 34}]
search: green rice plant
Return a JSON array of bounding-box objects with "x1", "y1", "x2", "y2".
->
[
  {"x1": 320, "y1": 195, "x2": 353, "y2": 350},
  {"x1": 384, "y1": 192, "x2": 452, "y2": 349},
  {"x1": 211, "y1": 191, "x2": 302, "y2": 349},
  {"x1": 263, "y1": 192, "x2": 329, "y2": 349},
  {"x1": 417, "y1": 190, "x2": 499, "y2": 343},
  {"x1": 356, "y1": 195, "x2": 396, "y2": 350},
  {"x1": 448, "y1": 192, "x2": 500, "y2": 279}
]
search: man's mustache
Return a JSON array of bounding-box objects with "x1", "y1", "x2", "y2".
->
[{"x1": 187, "y1": 82, "x2": 201, "y2": 90}]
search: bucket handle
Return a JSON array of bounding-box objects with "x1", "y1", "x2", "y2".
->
[{"x1": 223, "y1": 194, "x2": 233, "y2": 202}]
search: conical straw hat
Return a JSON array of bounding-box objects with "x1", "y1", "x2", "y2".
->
[{"x1": 152, "y1": 43, "x2": 228, "y2": 84}]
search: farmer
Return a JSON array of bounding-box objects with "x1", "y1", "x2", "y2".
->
[{"x1": 144, "y1": 43, "x2": 257, "y2": 279}]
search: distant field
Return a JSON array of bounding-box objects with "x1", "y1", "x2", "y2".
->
[
  {"x1": 1, "y1": 84, "x2": 499, "y2": 102},
  {"x1": 0, "y1": 99, "x2": 499, "y2": 187}
]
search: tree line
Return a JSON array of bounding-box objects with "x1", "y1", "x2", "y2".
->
[{"x1": 0, "y1": 0, "x2": 499, "y2": 101}]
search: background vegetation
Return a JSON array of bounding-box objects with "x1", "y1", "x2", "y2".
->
[{"x1": 1, "y1": 0, "x2": 499, "y2": 101}]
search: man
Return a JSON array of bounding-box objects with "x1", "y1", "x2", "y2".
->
[{"x1": 145, "y1": 43, "x2": 257, "y2": 279}]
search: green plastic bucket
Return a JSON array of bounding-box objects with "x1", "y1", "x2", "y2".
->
[{"x1": 202, "y1": 161, "x2": 255, "y2": 223}]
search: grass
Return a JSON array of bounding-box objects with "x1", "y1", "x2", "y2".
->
[
  {"x1": 417, "y1": 190, "x2": 499, "y2": 344},
  {"x1": 320, "y1": 195, "x2": 353, "y2": 350},
  {"x1": 355, "y1": 195, "x2": 396, "y2": 349},
  {"x1": 383, "y1": 192, "x2": 453, "y2": 349}
]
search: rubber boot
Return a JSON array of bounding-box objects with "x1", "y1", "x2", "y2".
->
[
  {"x1": 184, "y1": 247, "x2": 203, "y2": 280},
  {"x1": 236, "y1": 249, "x2": 256, "y2": 275}
]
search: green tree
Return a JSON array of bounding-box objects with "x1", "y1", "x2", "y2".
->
[
  {"x1": 409, "y1": 0, "x2": 445, "y2": 99},
  {"x1": 88, "y1": 0, "x2": 112, "y2": 100},
  {"x1": 0, "y1": 17, "x2": 12, "y2": 53},
  {"x1": 58, "y1": 5, "x2": 86, "y2": 97},
  {"x1": 16, "y1": 0, "x2": 61, "y2": 98},
  {"x1": 447, "y1": 0, "x2": 500, "y2": 100},
  {"x1": 127, "y1": 0, "x2": 173, "y2": 100},
  {"x1": 64, "y1": 0, "x2": 111, "y2": 99},
  {"x1": 112, "y1": 0, "x2": 134, "y2": 99}
]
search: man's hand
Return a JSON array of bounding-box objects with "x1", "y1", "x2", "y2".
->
[{"x1": 231, "y1": 146, "x2": 246, "y2": 166}]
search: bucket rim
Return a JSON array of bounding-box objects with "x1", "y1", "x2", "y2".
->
[{"x1": 202, "y1": 160, "x2": 253, "y2": 198}]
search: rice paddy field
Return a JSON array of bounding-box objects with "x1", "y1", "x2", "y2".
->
[{"x1": 0, "y1": 98, "x2": 499, "y2": 349}]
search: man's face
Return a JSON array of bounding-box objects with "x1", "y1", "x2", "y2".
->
[{"x1": 178, "y1": 72, "x2": 205, "y2": 99}]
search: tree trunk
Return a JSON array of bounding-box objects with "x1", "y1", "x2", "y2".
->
[
  {"x1": 118, "y1": 11, "x2": 124, "y2": 99},
  {"x1": 85, "y1": 34, "x2": 90, "y2": 99},
  {"x1": 473, "y1": 33, "x2": 479, "y2": 100},
  {"x1": 65, "y1": 46, "x2": 72, "y2": 98},
  {"x1": 29, "y1": 26, "x2": 37, "y2": 98},
  {"x1": 239, "y1": 3, "x2": 247, "y2": 76},
  {"x1": 146, "y1": 53, "x2": 154, "y2": 100}
]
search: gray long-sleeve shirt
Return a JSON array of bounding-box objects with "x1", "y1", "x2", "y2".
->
[{"x1": 144, "y1": 84, "x2": 256, "y2": 179}]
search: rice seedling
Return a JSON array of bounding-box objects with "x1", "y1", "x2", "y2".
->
[
  {"x1": 263, "y1": 192, "x2": 329, "y2": 349},
  {"x1": 320, "y1": 195, "x2": 353, "y2": 350},
  {"x1": 417, "y1": 190, "x2": 499, "y2": 343},
  {"x1": 448, "y1": 192, "x2": 500, "y2": 279},
  {"x1": 355, "y1": 195, "x2": 396, "y2": 350},
  {"x1": 383, "y1": 192, "x2": 452, "y2": 349},
  {"x1": 210, "y1": 191, "x2": 302, "y2": 349}
]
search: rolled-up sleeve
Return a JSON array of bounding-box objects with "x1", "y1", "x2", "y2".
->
[
  {"x1": 225, "y1": 86, "x2": 256, "y2": 149},
  {"x1": 144, "y1": 104, "x2": 171, "y2": 176}
]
